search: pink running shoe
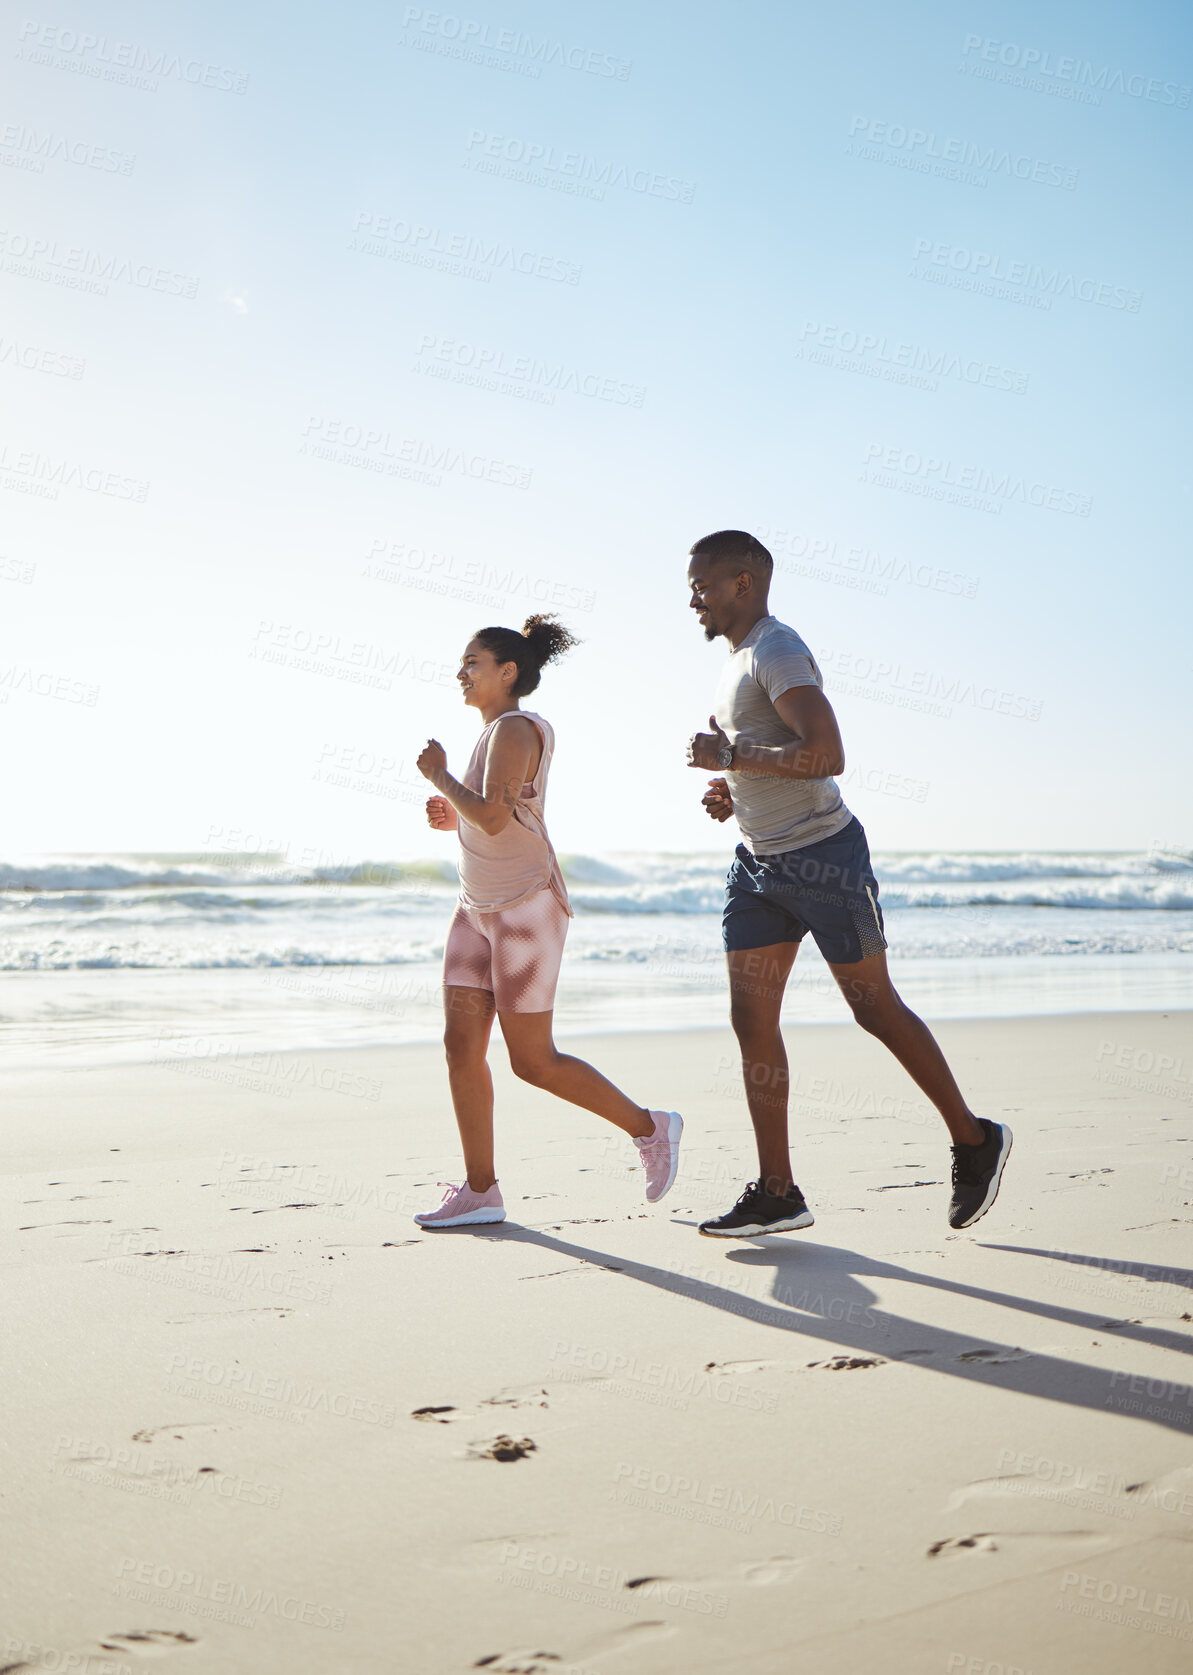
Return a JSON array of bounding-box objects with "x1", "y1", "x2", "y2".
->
[
  {"x1": 634, "y1": 1110, "x2": 683, "y2": 1203},
  {"x1": 414, "y1": 1180, "x2": 506, "y2": 1228}
]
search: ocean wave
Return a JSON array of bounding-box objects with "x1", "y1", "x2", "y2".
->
[
  {"x1": 0, "y1": 855, "x2": 460, "y2": 893},
  {"x1": 0, "y1": 945, "x2": 444, "y2": 972},
  {"x1": 2, "y1": 849, "x2": 1191, "y2": 915},
  {"x1": 874, "y1": 850, "x2": 1193, "y2": 884}
]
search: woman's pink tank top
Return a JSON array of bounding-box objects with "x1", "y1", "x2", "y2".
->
[{"x1": 456, "y1": 711, "x2": 573, "y2": 917}]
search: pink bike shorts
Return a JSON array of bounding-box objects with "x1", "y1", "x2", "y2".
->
[{"x1": 442, "y1": 889, "x2": 569, "y2": 1013}]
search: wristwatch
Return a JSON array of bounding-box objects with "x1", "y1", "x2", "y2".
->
[{"x1": 716, "y1": 739, "x2": 734, "y2": 769}]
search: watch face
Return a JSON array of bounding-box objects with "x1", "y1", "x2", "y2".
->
[{"x1": 717, "y1": 745, "x2": 733, "y2": 768}]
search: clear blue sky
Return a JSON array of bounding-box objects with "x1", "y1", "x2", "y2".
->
[{"x1": 3, "y1": 0, "x2": 1190, "y2": 855}]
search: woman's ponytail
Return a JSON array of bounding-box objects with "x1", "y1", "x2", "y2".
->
[{"x1": 474, "y1": 613, "x2": 579, "y2": 697}]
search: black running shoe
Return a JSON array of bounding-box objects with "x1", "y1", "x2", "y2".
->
[
  {"x1": 948, "y1": 1118, "x2": 1013, "y2": 1229},
  {"x1": 698, "y1": 1179, "x2": 814, "y2": 1238}
]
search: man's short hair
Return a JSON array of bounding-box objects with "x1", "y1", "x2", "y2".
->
[{"x1": 689, "y1": 529, "x2": 774, "y2": 578}]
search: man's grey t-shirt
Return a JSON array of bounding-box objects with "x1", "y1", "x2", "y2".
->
[{"x1": 713, "y1": 615, "x2": 853, "y2": 855}]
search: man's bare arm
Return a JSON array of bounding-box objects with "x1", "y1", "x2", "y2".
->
[{"x1": 731, "y1": 686, "x2": 845, "y2": 779}]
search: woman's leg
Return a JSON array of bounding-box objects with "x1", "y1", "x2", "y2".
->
[
  {"x1": 441, "y1": 902, "x2": 503, "y2": 1190},
  {"x1": 496, "y1": 1009, "x2": 652, "y2": 1138},
  {"x1": 443, "y1": 984, "x2": 499, "y2": 1189},
  {"x1": 485, "y1": 891, "x2": 653, "y2": 1137}
]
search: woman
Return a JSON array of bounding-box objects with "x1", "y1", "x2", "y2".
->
[{"x1": 414, "y1": 613, "x2": 682, "y2": 1228}]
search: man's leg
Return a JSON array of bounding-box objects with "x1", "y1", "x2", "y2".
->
[
  {"x1": 727, "y1": 941, "x2": 801, "y2": 1194},
  {"x1": 826, "y1": 950, "x2": 984, "y2": 1145}
]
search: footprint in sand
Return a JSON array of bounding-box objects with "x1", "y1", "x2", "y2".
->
[
  {"x1": 475, "y1": 1621, "x2": 672, "y2": 1672},
  {"x1": 703, "y1": 1359, "x2": 781, "y2": 1374},
  {"x1": 412, "y1": 1389, "x2": 549, "y2": 1424},
  {"x1": 928, "y1": 1530, "x2": 1102, "y2": 1557},
  {"x1": 1125, "y1": 1465, "x2": 1193, "y2": 1506},
  {"x1": 165, "y1": 1307, "x2": 292, "y2": 1323},
  {"x1": 2, "y1": 1631, "x2": 200, "y2": 1670},
  {"x1": 518, "y1": 1262, "x2": 624, "y2": 1280},
  {"x1": 98, "y1": 1631, "x2": 199, "y2": 1657},
  {"x1": 627, "y1": 1555, "x2": 805, "y2": 1595},
  {"x1": 928, "y1": 1534, "x2": 1000, "y2": 1556},
  {"x1": 18, "y1": 1219, "x2": 114, "y2": 1230},
  {"x1": 132, "y1": 1424, "x2": 230, "y2": 1445},
  {"x1": 465, "y1": 1435, "x2": 537, "y2": 1462},
  {"x1": 806, "y1": 1355, "x2": 886, "y2": 1371},
  {"x1": 242, "y1": 1203, "x2": 328, "y2": 1215},
  {"x1": 956, "y1": 1346, "x2": 1033, "y2": 1364}
]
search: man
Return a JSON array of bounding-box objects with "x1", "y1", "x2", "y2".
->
[{"x1": 685, "y1": 529, "x2": 1011, "y2": 1237}]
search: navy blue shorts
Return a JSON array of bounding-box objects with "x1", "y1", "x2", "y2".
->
[{"x1": 722, "y1": 816, "x2": 888, "y2": 965}]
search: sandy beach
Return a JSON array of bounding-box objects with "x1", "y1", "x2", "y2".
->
[{"x1": 4, "y1": 1009, "x2": 1192, "y2": 1673}]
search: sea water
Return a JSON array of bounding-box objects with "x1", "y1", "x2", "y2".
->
[{"x1": 1, "y1": 848, "x2": 1191, "y2": 1067}]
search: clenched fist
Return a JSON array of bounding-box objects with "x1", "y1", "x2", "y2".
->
[
  {"x1": 701, "y1": 777, "x2": 734, "y2": 823},
  {"x1": 416, "y1": 738, "x2": 447, "y2": 782},
  {"x1": 686, "y1": 714, "x2": 730, "y2": 772},
  {"x1": 426, "y1": 796, "x2": 456, "y2": 831}
]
